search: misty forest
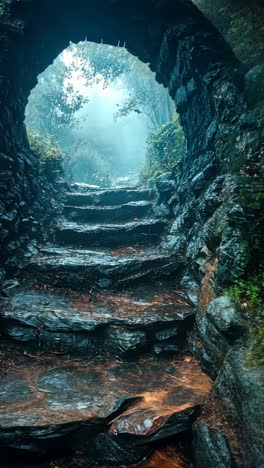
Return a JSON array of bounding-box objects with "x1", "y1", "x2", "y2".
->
[
  {"x1": 26, "y1": 41, "x2": 182, "y2": 188},
  {"x1": 0, "y1": 1, "x2": 263, "y2": 468}
]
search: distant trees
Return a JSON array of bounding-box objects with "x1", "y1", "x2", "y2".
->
[
  {"x1": 114, "y1": 59, "x2": 174, "y2": 130},
  {"x1": 26, "y1": 58, "x2": 86, "y2": 138},
  {"x1": 26, "y1": 41, "x2": 180, "y2": 186},
  {"x1": 26, "y1": 42, "x2": 131, "y2": 138},
  {"x1": 26, "y1": 42, "x2": 132, "y2": 184}
]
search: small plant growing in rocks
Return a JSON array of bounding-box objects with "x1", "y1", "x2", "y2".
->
[
  {"x1": 225, "y1": 275, "x2": 264, "y2": 366},
  {"x1": 28, "y1": 130, "x2": 63, "y2": 181}
]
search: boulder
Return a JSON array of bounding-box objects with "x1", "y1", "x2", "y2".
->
[
  {"x1": 156, "y1": 172, "x2": 175, "y2": 193},
  {"x1": 207, "y1": 296, "x2": 246, "y2": 338}
]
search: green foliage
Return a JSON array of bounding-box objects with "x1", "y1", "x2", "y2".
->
[
  {"x1": 226, "y1": 275, "x2": 264, "y2": 366},
  {"x1": 26, "y1": 42, "x2": 131, "y2": 138},
  {"x1": 70, "y1": 41, "x2": 130, "y2": 87},
  {"x1": 28, "y1": 130, "x2": 63, "y2": 180},
  {"x1": 26, "y1": 56, "x2": 88, "y2": 137},
  {"x1": 114, "y1": 59, "x2": 174, "y2": 129},
  {"x1": 140, "y1": 116, "x2": 184, "y2": 185}
]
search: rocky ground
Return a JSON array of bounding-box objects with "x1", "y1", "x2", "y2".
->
[{"x1": 0, "y1": 186, "x2": 212, "y2": 466}]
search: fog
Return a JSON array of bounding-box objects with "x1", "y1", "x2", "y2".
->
[
  {"x1": 72, "y1": 79, "x2": 149, "y2": 179},
  {"x1": 25, "y1": 41, "x2": 174, "y2": 187}
]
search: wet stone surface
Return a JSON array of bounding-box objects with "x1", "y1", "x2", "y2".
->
[
  {"x1": 65, "y1": 188, "x2": 153, "y2": 206},
  {"x1": 0, "y1": 283, "x2": 194, "y2": 356},
  {"x1": 24, "y1": 246, "x2": 182, "y2": 289},
  {"x1": 64, "y1": 200, "x2": 153, "y2": 223},
  {"x1": 54, "y1": 219, "x2": 167, "y2": 248},
  {"x1": 0, "y1": 355, "x2": 211, "y2": 463}
]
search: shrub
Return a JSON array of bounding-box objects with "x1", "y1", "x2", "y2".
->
[
  {"x1": 27, "y1": 130, "x2": 63, "y2": 180},
  {"x1": 140, "y1": 115, "x2": 185, "y2": 185},
  {"x1": 226, "y1": 275, "x2": 264, "y2": 366}
]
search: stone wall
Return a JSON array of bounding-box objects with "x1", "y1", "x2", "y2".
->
[{"x1": 0, "y1": 144, "x2": 64, "y2": 283}]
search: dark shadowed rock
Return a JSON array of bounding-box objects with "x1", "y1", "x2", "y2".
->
[
  {"x1": 180, "y1": 274, "x2": 200, "y2": 306},
  {"x1": 1, "y1": 279, "x2": 20, "y2": 297},
  {"x1": 190, "y1": 296, "x2": 246, "y2": 378},
  {"x1": 213, "y1": 348, "x2": 264, "y2": 468},
  {"x1": 153, "y1": 202, "x2": 172, "y2": 218},
  {"x1": 156, "y1": 173, "x2": 175, "y2": 193},
  {"x1": 193, "y1": 424, "x2": 234, "y2": 468},
  {"x1": 245, "y1": 64, "x2": 264, "y2": 107},
  {"x1": 190, "y1": 310, "x2": 229, "y2": 379}
]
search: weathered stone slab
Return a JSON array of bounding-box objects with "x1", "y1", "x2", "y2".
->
[
  {"x1": 55, "y1": 219, "x2": 167, "y2": 247},
  {"x1": 24, "y1": 246, "x2": 181, "y2": 289},
  {"x1": 64, "y1": 201, "x2": 153, "y2": 223},
  {"x1": 0, "y1": 356, "x2": 211, "y2": 463},
  {"x1": 69, "y1": 182, "x2": 100, "y2": 191},
  {"x1": 0, "y1": 284, "x2": 194, "y2": 356},
  {"x1": 66, "y1": 188, "x2": 152, "y2": 207}
]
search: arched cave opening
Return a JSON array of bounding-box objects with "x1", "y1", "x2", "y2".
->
[
  {"x1": 24, "y1": 40, "x2": 177, "y2": 189},
  {"x1": 0, "y1": 1, "x2": 263, "y2": 467}
]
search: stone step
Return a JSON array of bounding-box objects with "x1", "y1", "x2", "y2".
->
[
  {"x1": 24, "y1": 246, "x2": 182, "y2": 289},
  {"x1": 0, "y1": 351, "x2": 211, "y2": 464},
  {"x1": 66, "y1": 188, "x2": 152, "y2": 206},
  {"x1": 69, "y1": 182, "x2": 140, "y2": 192},
  {"x1": 0, "y1": 284, "x2": 194, "y2": 356},
  {"x1": 63, "y1": 200, "x2": 153, "y2": 223},
  {"x1": 54, "y1": 219, "x2": 167, "y2": 247}
]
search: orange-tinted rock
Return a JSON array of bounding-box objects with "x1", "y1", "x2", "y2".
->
[{"x1": 0, "y1": 356, "x2": 211, "y2": 463}]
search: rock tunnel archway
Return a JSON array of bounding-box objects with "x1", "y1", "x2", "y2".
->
[{"x1": 1, "y1": 0, "x2": 254, "y2": 283}]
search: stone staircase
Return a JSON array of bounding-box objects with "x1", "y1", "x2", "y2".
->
[
  {"x1": 0, "y1": 186, "x2": 211, "y2": 466},
  {"x1": 24, "y1": 187, "x2": 180, "y2": 289}
]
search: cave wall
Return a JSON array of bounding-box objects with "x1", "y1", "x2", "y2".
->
[
  {"x1": 192, "y1": 0, "x2": 264, "y2": 67},
  {"x1": 153, "y1": 5, "x2": 264, "y2": 464},
  {"x1": 0, "y1": 1, "x2": 263, "y2": 466},
  {"x1": 155, "y1": 6, "x2": 263, "y2": 288}
]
